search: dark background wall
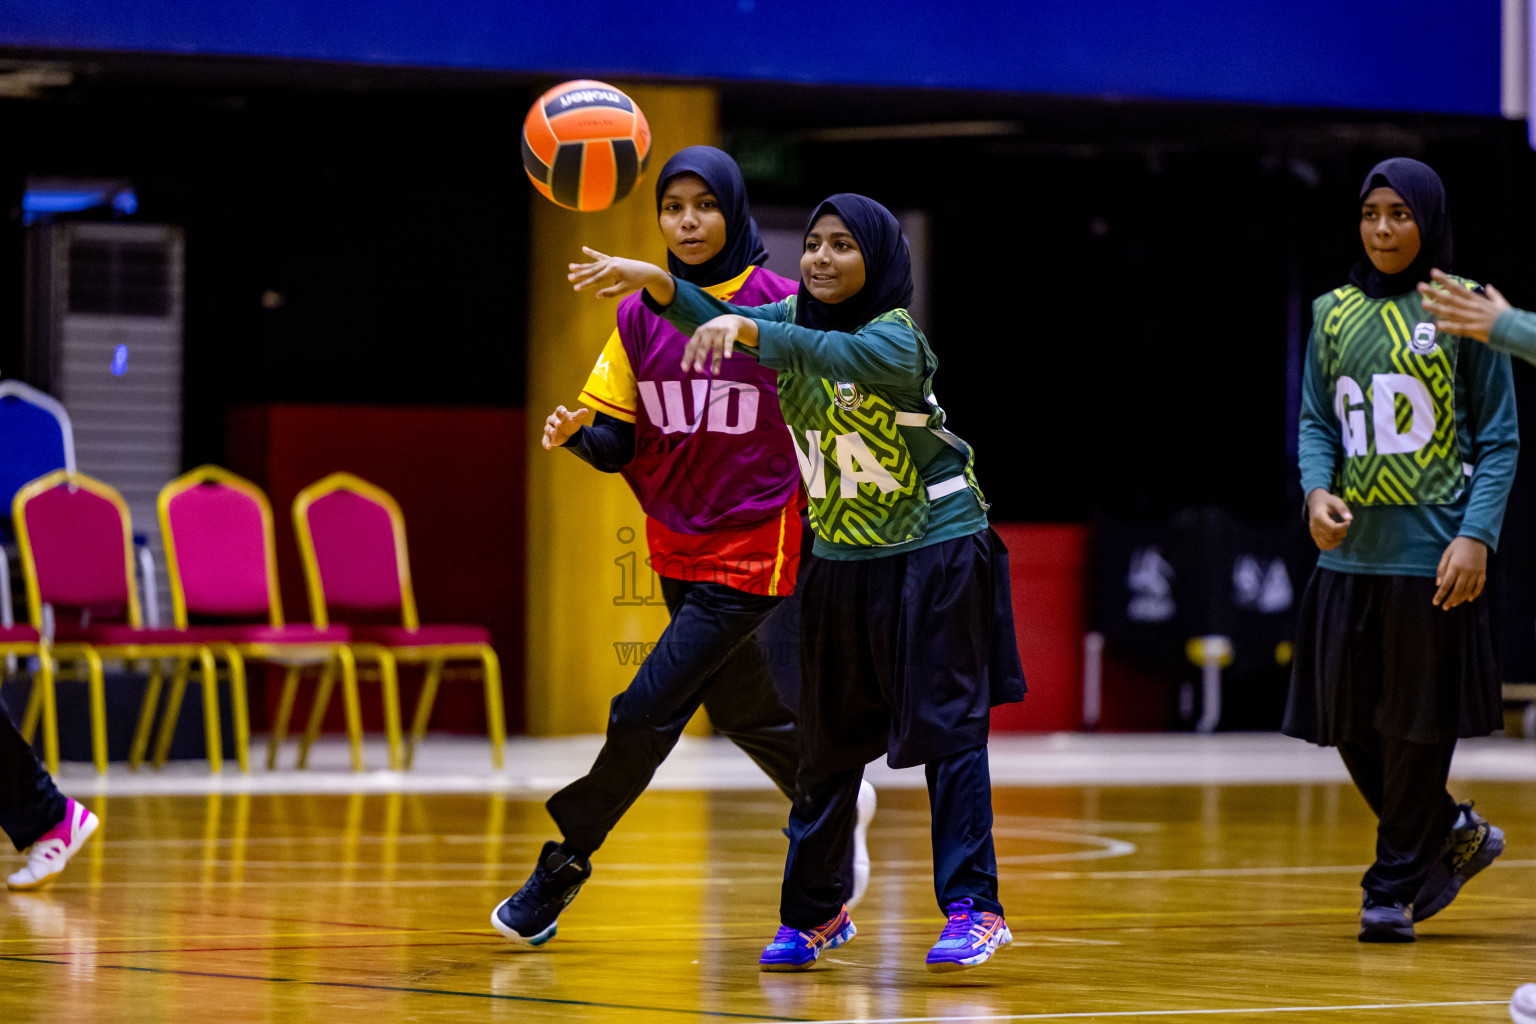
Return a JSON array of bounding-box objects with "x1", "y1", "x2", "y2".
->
[
  {"x1": 4, "y1": 57, "x2": 1536, "y2": 721},
  {"x1": 0, "y1": 81, "x2": 529, "y2": 448},
  {"x1": 716, "y1": 89, "x2": 1536, "y2": 686}
]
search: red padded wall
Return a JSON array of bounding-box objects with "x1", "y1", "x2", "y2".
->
[
  {"x1": 989, "y1": 523, "x2": 1087, "y2": 732},
  {"x1": 226, "y1": 404, "x2": 526, "y2": 734}
]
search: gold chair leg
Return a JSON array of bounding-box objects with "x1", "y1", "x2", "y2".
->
[
  {"x1": 480, "y1": 646, "x2": 506, "y2": 771},
  {"x1": 128, "y1": 659, "x2": 167, "y2": 770},
  {"x1": 19, "y1": 662, "x2": 44, "y2": 744},
  {"x1": 220, "y1": 645, "x2": 250, "y2": 773},
  {"x1": 405, "y1": 658, "x2": 443, "y2": 770},
  {"x1": 267, "y1": 665, "x2": 305, "y2": 770},
  {"x1": 198, "y1": 647, "x2": 223, "y2": 775},
  {"x1": 152, "y1": 658, "x2": 193, "y2": 768},
  {"x1": 37, "y1": 649, "x2": 59, "y2": 776},
  {"x1": 297, "y1": 658, "x2": 340, "y2": 770},
  {"x1": 375, "y1": 648, "x2": 403, "y2": 772},
  {"x1": 83, "y1": 648, "x2": 108, "y2": 774},
  {"x1": 337, "y1": 647, "x2": 364, "y2": 772}
]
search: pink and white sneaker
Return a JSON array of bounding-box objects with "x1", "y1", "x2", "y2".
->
[{"x1": 8, "y1": 799, "x2": 98, "y2": 891}]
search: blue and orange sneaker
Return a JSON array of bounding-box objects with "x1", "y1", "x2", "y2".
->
[
  {"x1": 758, "y1": 905, "x2": 856, "y2": 972},
  {"x1": 926, "y1": 898, "x2": 1012, "y2": 972}
]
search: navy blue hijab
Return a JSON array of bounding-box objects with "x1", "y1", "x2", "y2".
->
[
  {"x1": 795, "y1": 194, "x2": 914, "y2": 333},
  {"x1": 1348, "y1": 157, "x2": 1453, "y2": 299},
  {"x1": 654, "y1": 146, "x2": 768, "y2": 287}
]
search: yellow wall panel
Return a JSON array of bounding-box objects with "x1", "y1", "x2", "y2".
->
[{"x1": 525, "y1": 84, "x2": 721, "y2": 736}]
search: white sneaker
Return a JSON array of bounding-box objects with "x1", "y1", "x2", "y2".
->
[
  {"x1": 1511, "y1": 983, "x2": 1536, "y2": 1024},
  {"x1": 8, "y1": 799, "x2": 98, "y2": 891},
  {"x1": 848, "y1": 780, "x2": 877, "y2": 908}
]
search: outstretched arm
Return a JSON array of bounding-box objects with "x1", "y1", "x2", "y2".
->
[
  {"x1": 681, "y1": 315, "x2": 760, "y2": 375},
  {"x1": 1418, "y1": 269, "x2": 1511, "y2": 343},
  {"x1": 659, "y1": 279, "x2": 919, "y2": 385},
  {"x1": 569, "y1": 247, "x2": 676, "y2": 306},
  {"x1": 1421, "y1": 268, "x2": 1536, "y2": 368}
]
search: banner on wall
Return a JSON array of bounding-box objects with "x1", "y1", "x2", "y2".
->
[{"x1": 0, "y1": 0, "x2": 1503, "y2": 116}]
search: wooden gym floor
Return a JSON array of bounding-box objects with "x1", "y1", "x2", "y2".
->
[{"x1": 2, "y1": 733, "x2": 1535, "y2": 1023}]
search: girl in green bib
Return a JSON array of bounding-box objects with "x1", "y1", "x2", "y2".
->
[
  {"x1": 1288, "y1": 157, "x2": 1517, "y2": 943},
  {"x1": 569, "y1": 193, "x2": 1025, "y2": 973}
]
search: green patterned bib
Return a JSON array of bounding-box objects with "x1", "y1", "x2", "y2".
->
[
  {"x1": 774, "y1": 305, "x2": 987, "y2": 547},
  {"x1": 1316, "y1": 283, "x2": 1465, "y2": 506}
]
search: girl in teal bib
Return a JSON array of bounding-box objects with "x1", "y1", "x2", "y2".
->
[{"x1": 1287, "y1": 158, "x2": 1516, "y2": 943}]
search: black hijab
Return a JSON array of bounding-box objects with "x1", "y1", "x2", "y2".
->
[
  {"x1": 795, "y1": 194, "x2": 914, "y2": 333},
  {"x1": 1347, "y1": 157, "x2": 1452, "y2": 299},
  {"x1": 654, "y1": 146, "x2": 768, "y2": 287}
]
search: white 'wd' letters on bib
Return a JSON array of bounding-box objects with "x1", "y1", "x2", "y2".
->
[{"x1": 639, "y1": 380, "x2": 762, "y2": 435}]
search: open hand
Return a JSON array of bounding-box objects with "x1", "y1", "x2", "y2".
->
[
  {"x1": 568, "y1": 247, "x2": 672, "y2": 302},
  {"x1": 1306, "y1": 489, "x2": 1352, "y2": 551},
  {"x1": 680, "y1": 315, "x2": 758, "y2": 375},
  {"x1": 1418, "y1": 268, "x2": 1511, "y2": 343},
  {"x1": 542, "y1": 405, "x2": 591, "y2": 450},
  {"x1": 1434, "y1": 536, "x2": 1487, "y2": 609}
]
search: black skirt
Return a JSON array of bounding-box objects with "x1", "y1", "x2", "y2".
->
[
  {"x1": 1283, "y1": 567, "x2": 1502, "y2": 746},
  {"x1": 796, "y1": 527, "x2": 1027, "y2": 771}
]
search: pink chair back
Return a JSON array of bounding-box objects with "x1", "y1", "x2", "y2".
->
[
  {"x1": 14, "y1": 472, "x2": 137, "y2": 623},
  {"x1": 304, "y1": 489, "x2": 405, "y2": 613},
  {"x1": 164, "y1": 479, "x2": 273, "y2": 621}
]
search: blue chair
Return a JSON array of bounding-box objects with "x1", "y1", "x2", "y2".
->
[
  {"x1": 0, "y1": 381, "x2": 76, "y2": 631},
  {"x1": 0, "y1": 380, "x2": 162, "y2": 630}
]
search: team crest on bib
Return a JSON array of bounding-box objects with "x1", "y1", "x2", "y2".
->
[
  {"x1": 833, "y1": 381, "x2": 864, "y2": 411},
  {"x1": 1410, "y1": 321, "x2": 1438, "y2": 354}
]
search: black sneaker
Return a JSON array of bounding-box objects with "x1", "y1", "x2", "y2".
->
[
  {"x1": 1413, "y1": 802, "x2": 1504, "y2": 923},
  {"x1": 1358, "y1": 894, "x2": 1415, "y2": 943},
  {"x1": 491, "y1": 841, "x2": 592, "y2": 948}
]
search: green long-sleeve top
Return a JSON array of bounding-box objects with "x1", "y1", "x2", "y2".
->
[
  {"x1": 646, "y1": 279, "x2": 989, "y2": 560},
  {"x1": 1490, "y1": 308, "x2": 1536, "y2": 365},
  {"x1": 1298, "y1": 286, "x2": 1519, "y2": 576}
]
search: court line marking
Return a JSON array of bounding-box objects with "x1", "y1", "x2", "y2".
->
[
  {"x1": 2, "y1": 959, "x2": 1512, "y2": 1022},
  {"x1": 885, "y1": 829, "x2": 1137, "y2": 867},
  {"x1": 999, "y1": 860, "x2": 1536, "y2": 881},
  {"x1": 22, "y1": 857, "x2": 1303, "y2": 875},
  {"x1": 30, "y1": 910, "x2": 1536, "y2": 952},
  {"x1": 0, "y1": 955, "x2": 808, "y2": 1022},
  {"x1": 0, "y1": 930, "x2": 488, "y2": 946},
  {"x1": 86, "y1": 815, "x2": 1164, "y2": 848},
  {"x1": 82, "y1": 834, "x2": 1137, "y2": 871},
  {"x1": 27, "y1": 864, "x2": 1481, "y2": 892},
  {"x1": 753, "y1": 1000, "x2": 1509, "y2": 1023},
  {"x1": 74, "y1": 827, "x2": 1146, "y2": 871},
  {"x1": 23, "y1": 941, "x2": 506, "y2": 957}
]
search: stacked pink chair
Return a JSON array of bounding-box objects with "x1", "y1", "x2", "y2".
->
[
  {"x1": 158, "y1": 466, "x2": 360, "y2": 772},
  {"x1": 292, "y1": 472, "x2": 505, "y2": 770},
  {"x1": 11, "y1": 471, "x2": 221, "y2": 773}
]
